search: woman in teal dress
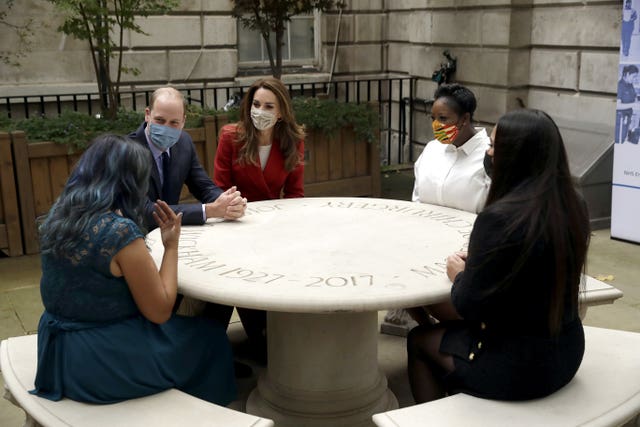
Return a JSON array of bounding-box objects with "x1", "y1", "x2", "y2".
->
[{"x1": 31, "y1": 134, "x2": 236, "y2": 405}]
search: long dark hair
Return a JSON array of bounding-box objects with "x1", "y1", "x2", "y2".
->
[
  {"x1": 235, "y1": 77, "x2": 305, "y2": 171},
  {"x1": 39, "y1": 134, "x2": 152, "y2": 257},
  {"x1": 485, "y1": 109, "x2": 590, "y2": 334}
]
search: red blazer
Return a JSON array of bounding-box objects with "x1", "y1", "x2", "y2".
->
[{"x1": 214, "y1": 124, "x2": 304, "y2": 202}]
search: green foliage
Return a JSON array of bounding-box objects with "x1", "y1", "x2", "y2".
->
[
  {"x1": 210, "y1": 97, "x2": 378, "y2": 142},
  {"x1": 0, "y1": 110, "x2": 144, "y2": 149},
  {"x1": 292, "y1": 97, "x2": 379, "y2": 143},
  {"x1": 0, "y1": 0, "x2": 35, "y2": 66},
  {"x1": 47, "y1": 0, "x2": 178, "y2": 119},
  {"x1": 182, "y1": 103, "x2": 241, "y2": 128},
  {"x1": 0, "y1": 116, "x2": 11, "y2": 130},
  {"x1": 231, "y1": 0, "x2": 344, "y2": 78},
  {"x1": 1, "y1": 98, "x2": 377, "y2": 147},
  {"x1": 50, "y1": 0, "x2": 177, "y2": 46},
  {"x1": 182, "y1": 104, "x2": 229, "y2": 128},
  {"x1": 232, "y1": 0, "x2": 343, "y2": 30}
]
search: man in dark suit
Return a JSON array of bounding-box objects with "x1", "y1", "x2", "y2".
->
[
  {"x1": 129, "y1": 87, "x2": 254, "y2": 377},
  {"x1": 129, "y1": 86, "x2": 246, "y2": 228}
]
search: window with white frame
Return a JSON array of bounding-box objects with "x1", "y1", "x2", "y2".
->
[{"x1": 237, "y1": 12, "x2": 320, "y2": 68}]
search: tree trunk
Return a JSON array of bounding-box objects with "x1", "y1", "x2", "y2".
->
[
  {"x1": 274, "y1": 25, "x2": 284, "y2": 79},
  {"x1": 262, "y1": 30, "x2": 278, "y2": 79}
]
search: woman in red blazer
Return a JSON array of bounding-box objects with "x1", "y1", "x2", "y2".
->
[
  {"x1": 213, "y1": 77, "x2": 305, "y2": 364},
  {"x1": 214, "y1": 77, "x2": 304, "y2": 202}
]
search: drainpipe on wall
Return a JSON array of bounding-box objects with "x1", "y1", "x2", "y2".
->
[{"x1": 326, "y1": 6, "x2": 343, "y2": 96}]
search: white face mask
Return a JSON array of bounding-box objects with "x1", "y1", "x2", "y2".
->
[{"x1": 251, "y1": 107, "x2": 278, "y2": 131}]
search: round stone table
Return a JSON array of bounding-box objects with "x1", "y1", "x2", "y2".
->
[{"x1": 147, "y1": 197, "x2": 476, "y2": 427}]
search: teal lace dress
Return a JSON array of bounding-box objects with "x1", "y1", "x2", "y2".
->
[{"x1": 31, "y1": 212, "x2": 236, "y2": 405}]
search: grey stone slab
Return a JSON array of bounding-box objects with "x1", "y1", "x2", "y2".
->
[
  {"x1": 169, "y1": 50, "x2": 237, "y2": 81},
  {"x1": 0, "y1": 376, "x2": 26, "y2": 427},
  {"x1": 579, "y1": 52, "x2": 618, "y2": 93},
  {"x1": 347, "y1": 0, "x2": 384, "y2": 10},
  {"x1": 527, "y1": 89, "x2": 616, "y2": 129},
  {"x1": 203, "y1": 16, "x2": 236, "y2": 45},
  {"x1": 325, "y1": 44, "x2": 383, "y2": 74},
  {"x1": 6, "y1": 288, "x2": 43, "y2": 335},
  {"x1": 323, "y1": 14, "x2": 354, "y2": 43},
  {"x1": 408, "y1": 12, "x2": 431, "y2": 44},
  {"x1": 1, "y1": 51, "x2": 95, "y2": 86},
  {"x1": 431, "y1": 10, "x2": 481, "y2": 45},
  {"x1": 387, "y1": 0, "x2": 428, "y2": 8},
  {"x1": 531, "y1": 5, "x2": 619, "y2": 47},
  {"x1": 201, "y1": 0, "x2": 233, "y2": 12},
  {"x1": 0, "y1": 304, "x2": 26, "y2": 341},
  {"x1": 529, "y1": 49, "x2": 579, "y2": 89},
  {"x1": 387, "y1": 43, "x2": 415, "y2": 76},
  {"x1": 481, "y1": 9, "x2": 511, "y2": 46},
  {"x1": 131, "y1": 16, "x2": 202, "y2": 47},
  {"x1": 116, "y1": 51, "x2": 169, "y2": 84},
  {"x1": 0, "y1": 255, "x2": 40, "y2": 293},
  {"x1": 583, "y1": 302, "x2": 640, "y2": 333},
  {"x1": 355, "y1": 14, "x2": 385, "y2": 42},
  {"x1": 455, "y1": 48, "x2": 510, "y2": 86},
  {"x1": 388, "y1": 12, "x2": 412, "y2": 42},
  {"x1": 587, "y1": 231, "x2": 640, "y2": 306},
  {"x1": 172, "y1": 0, "x2": 201, "y2": 11}
]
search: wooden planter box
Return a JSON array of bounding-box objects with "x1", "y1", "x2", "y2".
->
[
  {"x1": 1, "y1": 116, "x2": 380, "y2": 256},
  {"x1": 0, "y1": 132, "x2": 23, "y2": 256}
]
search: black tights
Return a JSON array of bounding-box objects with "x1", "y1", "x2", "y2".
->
[
  {"x1": 407, "y1": 323, "x2": 455, "y2": 403},
  {"x1": 203, "y1": 302, "x2": 267, "y2": 348}
]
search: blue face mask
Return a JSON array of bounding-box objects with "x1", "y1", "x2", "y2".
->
[{"x1": 148, "y1": 122, "x2": 181, "y2": 151}]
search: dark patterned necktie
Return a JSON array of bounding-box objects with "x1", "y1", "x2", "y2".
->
[{"x1": 161, "y1": 151, "x2": 171, "y2": 199}]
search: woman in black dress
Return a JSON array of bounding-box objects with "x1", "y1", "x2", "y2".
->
[{"x1": 407, "y1": 109, "x2": 590, "y2": 402}]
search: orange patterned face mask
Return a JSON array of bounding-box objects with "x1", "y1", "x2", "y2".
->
[{"x1": 432, "y1": 120, "x2": 459, "y2": 144}]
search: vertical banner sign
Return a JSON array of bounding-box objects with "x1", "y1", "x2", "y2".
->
[{"x1": 612, "y1": 0, "x2": 640, "y2": 242}]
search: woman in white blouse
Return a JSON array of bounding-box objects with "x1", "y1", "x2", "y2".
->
[
  {"x1": 408, "y1": 84, "x2": 491, "y2": 325},
  {"x1": 412, "y1": 84, "x2": 491, "y2": 214}
]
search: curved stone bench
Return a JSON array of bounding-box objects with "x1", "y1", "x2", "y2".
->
[
  {"x1": 372, "y1": 326, "x2": 640, "y2": 427},
  {"x1": 1, "y1": 334, "x2": 273, "y2": 427},
  {"x1": 381, "y1": 275, "x2": 625, "y2": 336},
  {"x1": 578, "y1": 276, "x2": 625, "y2": 318}
]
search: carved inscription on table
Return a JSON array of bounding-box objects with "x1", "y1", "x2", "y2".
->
[{"x1": 167, "y1": 200, "x2": 475, "y2": 291}]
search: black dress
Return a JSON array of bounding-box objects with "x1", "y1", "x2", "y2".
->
[{"x1": 440, "y1": 206, "x2": 585, "y2": 400}]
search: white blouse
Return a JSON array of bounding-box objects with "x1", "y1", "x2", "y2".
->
[
  {"x1": 412, "y1": 128, "x2": 491, "y2": 214},
  {"x1": 259, "y1": 144, "x2": 272, "y2": 171}
]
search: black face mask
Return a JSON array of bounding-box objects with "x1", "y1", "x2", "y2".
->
[{"x1": 483, "y1": 152, "x2": 493, "y2": 178}]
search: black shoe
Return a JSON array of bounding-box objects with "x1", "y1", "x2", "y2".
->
[{"x1": 234, "y1": 361, "x2": 253, "y2": 379}]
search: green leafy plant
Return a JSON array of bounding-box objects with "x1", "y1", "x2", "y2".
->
[
  {"x1": 0, "y1": 110, "x2": 144, "y2": 149},
  {"x1": 292, "y1": 97, "x2": 379, "y2": 143},
  {"x1": 181, "y1": 97, "x2": 378, "y2": 143},
  {"x1": 1, "y1": 98, "x2": 378, "y2": 147}
]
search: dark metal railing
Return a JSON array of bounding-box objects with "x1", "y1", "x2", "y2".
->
[{"x1": 1, "y1": 77, "x2": 422, "y2": 165}]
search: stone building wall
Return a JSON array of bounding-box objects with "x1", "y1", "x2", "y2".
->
[
  {"x1": 385, "y1": 0, "x2": 619, "y2": 135},
  {"x1": 0, "y1": 0, "x2": 620, "y2": 136},
  {"x1": 0, "y1": 0, "x2": 239, "y2": 97}
]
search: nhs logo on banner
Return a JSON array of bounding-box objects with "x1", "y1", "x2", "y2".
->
[{"x1": 613, "y1": 0, "x2": 640, "y2": 243}]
